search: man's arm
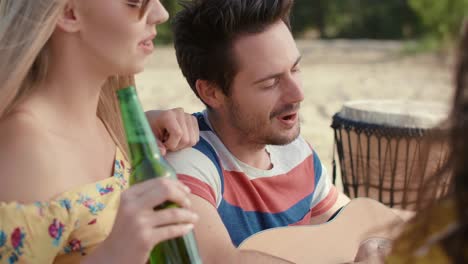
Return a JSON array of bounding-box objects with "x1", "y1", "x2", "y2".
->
[
  {"x1": 190, "y1": 195, "x2": 293, "y2": 264},
  {"x1": 310, "y1": 191, "x2": 350, "y2": 224},
  {"x1": 307, "y1": 151, "x2": 350, "y2": 225}
]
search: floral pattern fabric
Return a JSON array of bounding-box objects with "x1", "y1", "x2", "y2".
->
[{"x1": 0, "y1": 148, "x2": 130, "y2": 264}]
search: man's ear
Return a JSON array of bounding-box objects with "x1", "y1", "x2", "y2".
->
[
  {"x1": 196, "y1": 80, "x2": 225, "y2": 108},
  {"x1": 56, "y1": 1, "x2": 80, "y2": 33}
]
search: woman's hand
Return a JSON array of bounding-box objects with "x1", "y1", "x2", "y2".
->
[
  {"x1": 146, "y1": 108, "x2": 199, "y2": 155},
  {"x1": 83, "y1": 178, "x2": 198, "y2": 264}
]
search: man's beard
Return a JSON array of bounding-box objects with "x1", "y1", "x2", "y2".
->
[{"x1": 226, "y1": 100, "x2": 301, "y2": 146}]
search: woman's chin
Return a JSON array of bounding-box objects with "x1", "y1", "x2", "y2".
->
[
  {"x1": 117, "y1": 64, "x2": 145, "y2": 76},
  {"x1": 131, "y1": 65, "x2": 145, "y2": 75}
]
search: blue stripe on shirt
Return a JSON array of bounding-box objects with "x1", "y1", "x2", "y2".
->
[
  {"x1": 193, "y1": 137, "x2": 225, "y2": 194},
  {"x1": 218, "y1": 191, "x2": 314, "y2": 246}
]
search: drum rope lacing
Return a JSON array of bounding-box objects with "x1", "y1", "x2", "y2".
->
[{"x1": 330, "y1": 114, "x2": 451, "y2": 209}]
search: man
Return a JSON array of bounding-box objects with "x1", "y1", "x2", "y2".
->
[{"x1": 166, "y1": 0, "x2": 350, "y2": 262}]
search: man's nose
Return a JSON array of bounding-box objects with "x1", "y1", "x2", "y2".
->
[{"x1": 282, "y1": 74, "x2": 304, "y2": 104}]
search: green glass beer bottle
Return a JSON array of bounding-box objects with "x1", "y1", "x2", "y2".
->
[{"x1": 117, "y1": 86, "x2": 202, "y2": 264}]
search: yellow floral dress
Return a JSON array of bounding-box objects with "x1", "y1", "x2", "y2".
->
[
  {"x1": 0, "y1": 148, "x2": 130, "y2": 264},
  {"x1": 387, "y1": 199, "x2": 460, "y2": 263}
]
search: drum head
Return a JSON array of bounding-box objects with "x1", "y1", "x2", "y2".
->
[{"x1": 337, "y1": 100, "x2": 449, "y2": 129}]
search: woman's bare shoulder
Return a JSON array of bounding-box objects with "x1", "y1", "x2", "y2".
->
[{"x1": 0, "y1": 112, "x2": 59, "y2": 203}]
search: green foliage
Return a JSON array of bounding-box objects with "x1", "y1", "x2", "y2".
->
[
  {"x1": 154, "y1": 0, "x2": 183, "y2": 44},
  {"x1": 409, "y1": 0, "x2": 468, "y2": 48},
  {"x1": 292, "y1": 0, "x2": 423, "y2": 39},
  {"x1": 156, "y1": 0, "x2": 467, "y2": 49},
  {"x1": 290, "y1": 1, "x2": 324, "y2": 36}
]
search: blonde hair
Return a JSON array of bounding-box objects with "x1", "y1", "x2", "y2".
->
[{"x1": 0, "y1": 0, "x2": 129, "y2": 156}]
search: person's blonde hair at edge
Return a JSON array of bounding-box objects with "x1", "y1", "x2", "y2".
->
[{"x1": 0, "y1": 0, "x2": 131, "y2": 157}]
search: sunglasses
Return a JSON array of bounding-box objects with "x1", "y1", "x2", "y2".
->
[{"x1": 125, "y1": 0, "x2": 151, "y2": 19}]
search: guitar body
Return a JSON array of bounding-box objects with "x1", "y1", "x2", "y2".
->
[{"x1": 238, "y1": 198, "x2": 404, "y2": 263}]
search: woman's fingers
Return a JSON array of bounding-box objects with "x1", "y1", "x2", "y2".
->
[
  {"x1": 163, "y1": 108, "x2": 191, "y2": 151},
  {"x1": 145, "y1": 108, "x2": 199, "y2": 152},
  {"x1": 146, "y1": 207, "x2": 198, "y2": 227},
  {"x1": 124, "y1": 178, "x2": 191, "y2": 207},
  {"x1": 151, "y1": 223, "x2": 195, "y2": 244},
  {"x1": 139, "y1": 178, "x2": 192, "y2": 209},
  {"x1": 141, "y1": 208, "x2": 198, "y2": 246},
  {"x1": 156, "y1": 138, "x2": 167, "y2": 156}
]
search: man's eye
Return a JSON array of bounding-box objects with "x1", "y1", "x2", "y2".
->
[
  {"x1": 126, "y1": 0, "x2": 143, "y2": 7},
  {"x1": 292, "y1": 67, "x2": 301, "y2": 73},
  {"x1": 264, "y1": 78, "x2": 280, "y2": 89}
]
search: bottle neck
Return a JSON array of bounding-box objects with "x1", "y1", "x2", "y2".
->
[{"x1": 117, "y1": 86, "x2": 162, "y2": 164}]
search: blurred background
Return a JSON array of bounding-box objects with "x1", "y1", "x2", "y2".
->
[
  {"x1": 136, "y1": 0, "x2": 468, "y2": 183},
  {"x1": 154, "y1": 0, "x2": 467, "y2": 49}
]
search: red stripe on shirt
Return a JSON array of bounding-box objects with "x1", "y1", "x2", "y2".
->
[
  {"x1": 310, "y1": 186, "x2": 338, "y2": 217},
  {"x1": 222, "y1": 156, "x2": 316, "y2": 213},
  {"x1": 178, "y1": 174, "x2": 217, "y2": 207}
]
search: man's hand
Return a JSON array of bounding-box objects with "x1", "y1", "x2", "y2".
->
[
  {"x1": 353, "y1": 238, "x2": 392, "y2": 264},
  {"x1": 145, "y1": 108, "x2": 199, "y2": 155}
]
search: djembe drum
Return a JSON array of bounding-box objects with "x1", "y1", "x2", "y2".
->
[{"x1": 331, "y1": 100, "x2": 451, "y2": 210}]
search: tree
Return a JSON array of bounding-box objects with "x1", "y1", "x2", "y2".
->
[{"x1": 409, "y1": 0, "x2": 468, "y2": 46}]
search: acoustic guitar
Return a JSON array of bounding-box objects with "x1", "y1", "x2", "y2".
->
[{"x1": 238, "y1": 198, "x2": 405, "y2": 264}]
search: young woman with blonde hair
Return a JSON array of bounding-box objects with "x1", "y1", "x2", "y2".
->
[{"x1": 0, "y1": 0, "x2": 199, "y2": 263}]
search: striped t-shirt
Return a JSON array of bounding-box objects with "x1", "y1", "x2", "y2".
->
[{"x1": 166, "y1": 111, "x2": 338, "y2": 246}]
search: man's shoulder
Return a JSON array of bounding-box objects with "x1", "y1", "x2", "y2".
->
[
  {"x1": 192, "y1": 111, "x2": 211, "y2": 132},
  {"x1": 166, "y1": 132, "x2": 224, "y2": 205},
  {"x1": 167, "y1": 134, "x2": 219, "y2": 159},
  {"x1": 166, "y1": 136, "x2": 223, "y2": 174}
]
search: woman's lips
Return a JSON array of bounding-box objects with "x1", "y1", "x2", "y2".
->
[
  {"x1": 139, "y1": 34, "x2": 156, "y2": 54},
  {"x1": 139, "y1": 39, "x2": 154, "y2": 54}
]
